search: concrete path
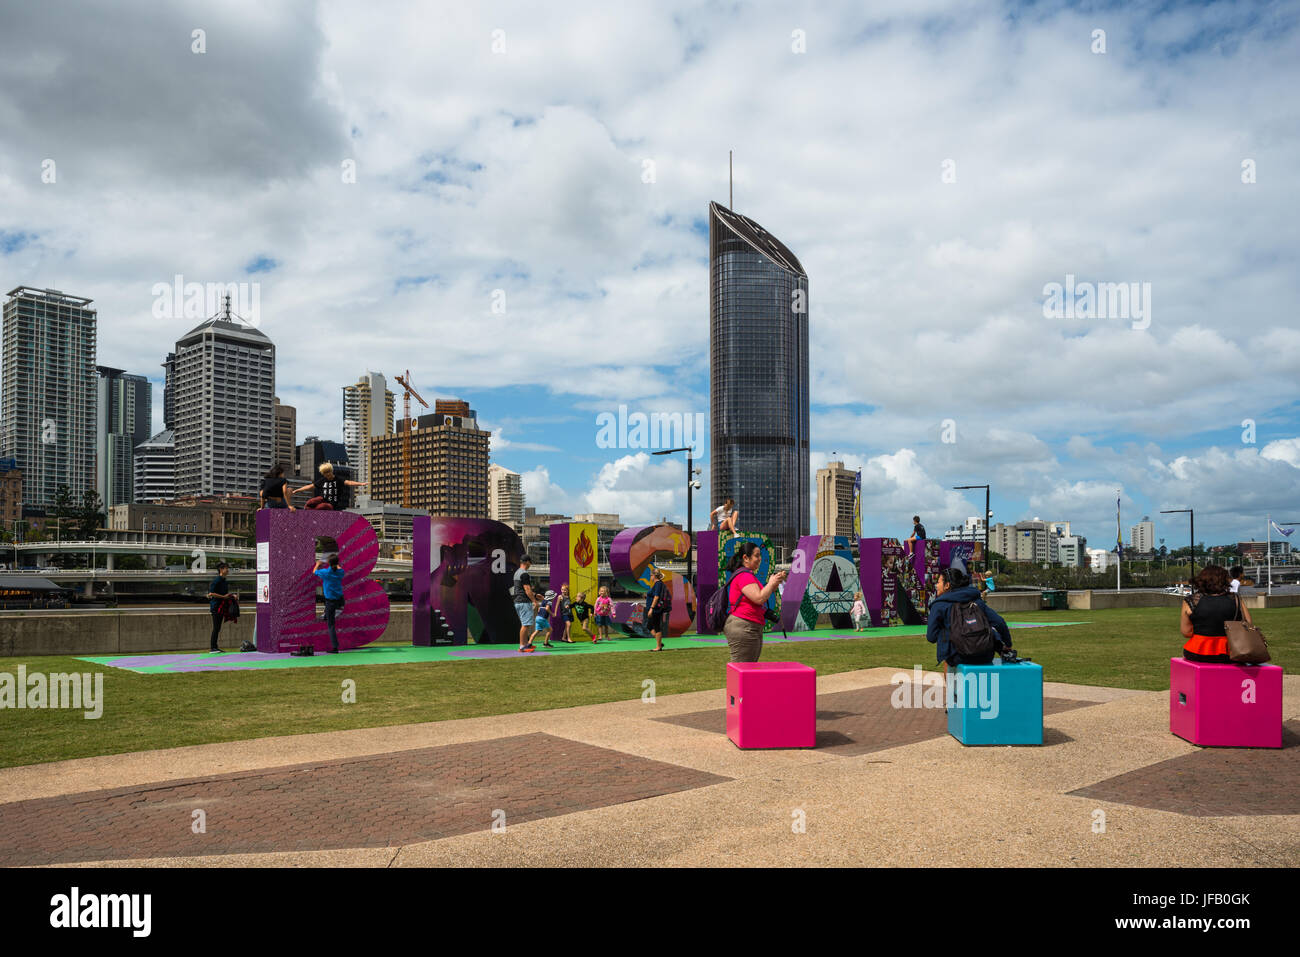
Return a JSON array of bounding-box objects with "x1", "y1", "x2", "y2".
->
[{"x1": 0, "y1": 668, "x2": 1296, "y2": 867}]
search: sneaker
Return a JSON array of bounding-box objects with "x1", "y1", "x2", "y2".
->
[{"x1": 519, "y1": 646, "x2": 534, "y2": 653}]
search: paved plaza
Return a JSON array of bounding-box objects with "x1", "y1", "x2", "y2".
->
[{"x1": 1, "y1": 668, "x2": 1296, "y2": 867}]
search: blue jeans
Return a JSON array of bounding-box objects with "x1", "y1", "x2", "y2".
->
[{"x1": 324, "y1": 598, "x2": 344, "y2": 650}]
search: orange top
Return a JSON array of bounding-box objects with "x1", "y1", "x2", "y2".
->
[{"x1": 1183, "y1": 634, "x2": 1228, "y2": 657}]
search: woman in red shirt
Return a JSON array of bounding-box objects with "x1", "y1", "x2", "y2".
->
[
  {"x1": 1181, "y1": 564, "x2": 1254, "y2": 663},
  {"x1": 722, "y1": 541, "x2": 787, "y2": 663}
]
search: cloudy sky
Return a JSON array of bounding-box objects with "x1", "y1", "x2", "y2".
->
[{"x1": 2, "y1": 0, "x2": 1297, "y2": 548}]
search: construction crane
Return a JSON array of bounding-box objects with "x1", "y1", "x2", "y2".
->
[{"x1": 392, "y1": 370, "x2": 429, "y2": 508}]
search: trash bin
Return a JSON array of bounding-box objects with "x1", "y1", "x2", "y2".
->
[{"x1": 1041, "y1": 589, "x2": 1067, "y2": 610}]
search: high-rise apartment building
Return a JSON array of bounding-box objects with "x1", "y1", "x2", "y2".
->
[
  {"x1": 133, "y1": 429, "x2": 175, "y2": 502},
  {"x1": 370, "y1": 400, "x2": 489, "y2": 516},
  {"x1": 488, "y1": 463, "x2": 525, "y2": 527},
  {"x1": 342, "y1": 372, "x2": 394, "y2": 487},
  {"x1": 814, "y1": 461, "x2": 856, "y2": 537},
  {"x1": 709, "y1": 201, "x2": 809, "y2": 555},
  {"x1": 1, "y1": 287, "x2": 97, "y2": 507},
  {"x1": 172, "y1": 299, "x2": 275, "y2": 497},
  {"x1": 95, "y1": 366, "x2": 151, "y2": 507},
  {"x1": 272, "y1": 396, "x2": 296, "y2": 470},
  {"x1": 1129, "y1": 518, "x2": 1155, "y2": 555}
]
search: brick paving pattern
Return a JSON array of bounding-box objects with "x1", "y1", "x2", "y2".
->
[
  {"x1": 0, "y1": 732, "x2": 731, "y2": 866},
  {"x1": 1068, "y1": 721, "x2": 1300, "y2": 817},
  {"x1": 655, "y1": 684, "x2": 1097, "y2": 755}
]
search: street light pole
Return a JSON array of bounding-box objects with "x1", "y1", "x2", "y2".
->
[
  {"x1": 653, "y1": 446, "x2": 699, "y2": 591},
  {"x1": 953, "y1": 484, "x2": 990, "y2": 574}
]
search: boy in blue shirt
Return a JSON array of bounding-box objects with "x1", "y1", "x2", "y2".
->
[{"x1": 313, "y1": 555, "x2": 346, "y2": 653}]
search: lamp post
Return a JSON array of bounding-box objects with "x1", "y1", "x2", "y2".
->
[
  {"x1": 653, "y1": 447, "x2": 700, "y2": 588},
  {"x1": 953, "y1": 484, "x2": 990, "y2": 573},
  {"x1": 1160, "y1": 508, "x2": 1194, "y2": 583}
]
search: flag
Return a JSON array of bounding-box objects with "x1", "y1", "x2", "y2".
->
[
  {"x1": 1271, "y1": 519, "x2": 1294, "y2": 538},
  {"x1": 1115, "y1": 493, "x2": 1123, "y2": 558},
  {"x1": 852, "y1": 470, "x2": 861, "y2": 538}
]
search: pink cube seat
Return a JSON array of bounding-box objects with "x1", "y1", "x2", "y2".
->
[
  {"x1": 726, "y1": 661, "x2": 816, "y2": 749},
  {"x1": 1169, "y1": 657, "x2": 1282, "y2": 749}
]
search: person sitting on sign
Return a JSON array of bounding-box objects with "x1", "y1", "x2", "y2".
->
[
  {"x1": 294, "y1": 462, "x2": 366, "y2": 510},
  {"x1": 905, "y1": 515, "x2": 926, "y2": 556}
]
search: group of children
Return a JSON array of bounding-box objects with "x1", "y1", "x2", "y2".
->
[{"x1": 520, "y1": 584, "x2": 617, "y2": 651}]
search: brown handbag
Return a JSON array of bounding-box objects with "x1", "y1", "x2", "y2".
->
[{"x1": 1224, "y1": 595, "x2": 1270, "y2": 664}]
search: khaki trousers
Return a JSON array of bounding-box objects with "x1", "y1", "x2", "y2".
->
[{"x1": 723, "y1": 615, "x2": 764, "y2": 663}]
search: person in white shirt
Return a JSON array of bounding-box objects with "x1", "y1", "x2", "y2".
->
[
  {"x1": 1229, "y1": 565, "x2": 1243, "y2": 594},
  {"x1": 709, "y1": 497, "x2": 738, "y2": 537}
]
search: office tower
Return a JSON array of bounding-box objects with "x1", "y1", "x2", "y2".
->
[
  {"x1": 273, "y1": 396, "x2": 296, "y2": 470},
  {"x1": 342, "y1": 372, "x2": 395, "y2": 486},
  {"x1": 172, "y1": 298, "x2": 275, "y2": 496},
  {"x1": 1130, "y1": 518, "x2": 1155, "y2": 555},
  {"x1": 133, "y1": 429, "x2": 175, "y2": 502},
  {"x1": 95, "y1": 366, "x2": 152, "y2": 507},
  {"x1": 708, "y1": 201, "x2": 809, "y2": 555},
  {"x1": 161, "y1": 353, "x2": 176, "y2": 429},
  {"x1": 370, "y1": 400, "x2": 489, "y2": 516},
  {"x1": 1, "y1": 287, "x2": 97, "y2": 507},
  {"x1": 295, "y1": 435, "x2": 349, "y2": 480},
  {"x1": 814, "y1": 461, "x2": 856, "y2": 537},
  {"x1": 488, "y1": 463, "x2": 525, "y2": 527}
]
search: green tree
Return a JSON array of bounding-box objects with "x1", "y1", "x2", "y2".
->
[
  {"x1": 48, "y1": 486, "x2": 75, "y2": 567},
  {"x1": 77, "y1": 489, "x2": 105, "y2": 540}
]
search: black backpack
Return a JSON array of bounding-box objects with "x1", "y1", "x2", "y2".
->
[
  {"x1": 947, "y1": 600, "x2": 994, "y2": 657},
  {"x1": 704, "y1": 575, "x2": 740, "y2": 632}
]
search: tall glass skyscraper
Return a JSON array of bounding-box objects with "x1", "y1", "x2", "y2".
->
[
  {"x1": 96, "y1": 366, "x2": 152, "y2": 507},
  {"x1": 708, "y1": 201, "x2": 809, "y2": 555}
]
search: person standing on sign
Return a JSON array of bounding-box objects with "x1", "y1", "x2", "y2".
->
[{"x1": 313, "y1": 555, "x2": 346, "y2": 654}]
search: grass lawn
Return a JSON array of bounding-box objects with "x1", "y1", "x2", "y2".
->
[{"x1": 0, "y1": 606, "x2": 1296, "y2": 769}]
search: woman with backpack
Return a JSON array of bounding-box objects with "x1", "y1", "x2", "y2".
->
[
  {"x1": 721, "y1": 541, "x2": 787, "y2": 663},
  {"x1": 926, "y1": 567, "x2": 1013, "y2": 676}
]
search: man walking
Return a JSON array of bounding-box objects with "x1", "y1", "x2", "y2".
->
[{"x1": 514, "y1": 555, "x2": 538, "y2": 652}]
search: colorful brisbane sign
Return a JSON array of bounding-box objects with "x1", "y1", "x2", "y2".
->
[{"x1": 254, "y1": 511, "x2": 982, "y2": 651}]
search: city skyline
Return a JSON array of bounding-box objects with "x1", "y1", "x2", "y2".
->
[{"x1": 0, "y1": 1, "x2": 1296, "y2": 546}]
